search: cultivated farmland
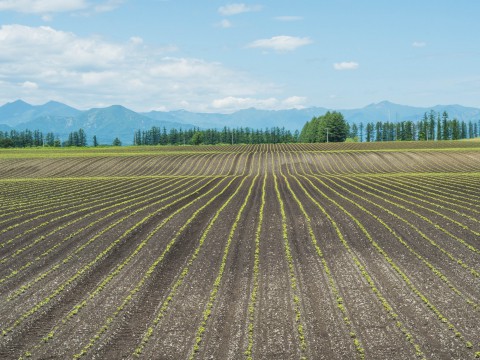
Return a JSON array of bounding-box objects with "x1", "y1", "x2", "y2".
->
[{"x1": 0, "y1": 141, "x2": 479, "y2": 359}]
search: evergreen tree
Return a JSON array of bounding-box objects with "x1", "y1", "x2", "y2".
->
[
  {"x1": 451, "y1": 119, "x2": 460, "y2": 140},
  {"x1": 45, "y1": 132, "x2": 55, "y2": 147},
  {"x1": 442, "y1": 111, "x2": 449, "y2": 140},
  {"x1": 78, "y1": 128, "x2": 87, "y2": 146},
  {"x1": 428, "y1": 110, "x2": 436, "y2": 140},
  {"x1": 375, "y1": 121, "x2": 382, "y2": 141},
  {"x1": 350, "y1": 123, "x2": 358, "y2": 139},
  {"x1": 436, "y1": 114, "x2": 442, "y2": 141},
  {"x1": 461, "y1": 121, "x2": 467, "y2": 139},
  {"x1": 365, "y1": 123, "x2": 373, "y2": 142}
]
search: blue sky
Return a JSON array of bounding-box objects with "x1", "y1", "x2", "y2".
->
[{"x1": 0, "y1": 0, "x2": 479, "y2": 112}]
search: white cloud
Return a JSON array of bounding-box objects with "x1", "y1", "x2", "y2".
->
[
  {"x1": 275, "y1": 16, "x2": 303, "y2": 22},
  {"x1": 212, "y1": 96, "x2": 307, "y2": 112},
  {"x1": 248, "y1": 35, "x2": 312, "y2": 52},
  {"x1": 283, "y1": 96, "x2": 307, "y2": 108},
  {"x1": 218, "y1": 3, "x2": 262, "y2": 16},
  {"x1": 216, "y1": 19, "x2": 232, "y2": 28},
  {"x1": 0, "y1": 25, "x2": 125, "y2": 69},
  {"x1": 412, "y1": 41, "x2": 426, "y2": 48},
  {"x1": 0, "y1": 24, "x2": 277, "y2": 111},
  {"x1": 20, "y1": 81, "x2": 39, "y2": 90},
  {"x1": 94, "y1": 0, "x2": 124, "y2": 13},
  {"x1": 0, "y1": 0, "x2": 88, "y2": 13},
  {"x1": 0, "y1": 0, "x2": 122, "y2": 15},
  {"x1": 333, "y1": 61, "x2": 359, "y2": 70}
]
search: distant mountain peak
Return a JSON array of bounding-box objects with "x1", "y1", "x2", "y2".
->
[
  {"x1": 44, "y1": 100, "x2": 64, "y2": 106},
  {"x1": 3, "y1": 99, "x2": 32, "y2": 109},
  {"x1": 367, "y1": 100, "x2": 396, "y2": 108},
  {"x1": 10, "y1": 99, "x2": 30, "y2": 105}
]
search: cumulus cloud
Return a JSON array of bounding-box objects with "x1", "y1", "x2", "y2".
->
[
  {"x1": 0, "y1": 24, "x2": 279, "y2": 111},
  {"x1": 333, "y1": 61, "x2": 359, "y2": 70},
  {"x1": 274, "y1": 16, "x2": 303, "y2": 22},
  {"x1": 0, "y1": 25, "x2": 125, "y2": 69},
  {"x1": 218, "y1": 3, "x2": 262, "y2": 16},
  {"x1": 0, "y1": 0, "x2": 122, "y2": 15},
  {"x1": 212, "y1": 96, "x2": 307, "y2": 112},
  {"x1": 247, "y1": 35, "x2": 312, "y2": 52},
  {"x1": 412, "y1": 41, "x2": 426, "y2": 48}
]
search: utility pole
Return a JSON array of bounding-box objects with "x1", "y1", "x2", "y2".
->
[
  {"x1": 326, "y1": 128, "x2": 329, "y2": 143},
  {"x1": 231, "y1": 130, "x2": 234, "y2": 145}
]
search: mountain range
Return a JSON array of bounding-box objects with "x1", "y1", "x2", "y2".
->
[{"x1": 1, "y1": 100, "x2": 479, "y2": 145}]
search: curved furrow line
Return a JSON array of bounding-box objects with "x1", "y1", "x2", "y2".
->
[
  {"x1": 433, "y1": 151, "x2": 480, "y2": 172},
  {"x1": 368, "y1": 175, "x2": 480, "y2": 216},
  {"x1": 131, "y1": 162, "x2": 254, "y2": 357},
  {"x1": 360, "y1": 175, "x2": 480, "y2": 223},
  {"x1": 0, "y1": 177, "x2": 218, "y2": 312},
  {"x1": 318, "y1": 175, "x2": 479, "y2": 310},
  {"x1": 74, "y1": 175, "x2": 248, "y2": 359},
  {"x1": 0, "y1": 177, "x2": 155, "y2": 240},
  {"x1": 59, "y1": 153, "x2": 252, "y2": 358},
  {"x1": 396, "y1": 175, "x2": 480, "y2": 203},
  {"x1": 16, "y1": 176, "x2": 237, "y2": 360},
  {"x1": 244, "y1": 171, "x2": 267, "y2": 359},
  {"x1": 0, "y1": 177, "x2": 177, "y2": 250},
  {"x1": 0, "y1": 177, "x2": 192, "y2": 284},
  {"x1": 344, "y1": 175, "x2": 480, "y2": 257},
  {"x1": 1, "y1": 177, "x2": 213, "y2": 303},
  {"x1": 286, "y1": 156, "x2": 426, "y2": 359},
  {"x1": 279, "y1": 152, "x2": 365, "y2": 359},
  {"x1": 298, "y1": 172, "x2": 478, "y2": 355},
  {"x1": 271, "y1": 153, "x2": 308, "y2": 359},
  {"x1": 0, "y1": 177, "x2": 156, "y2": 230},
  {"x1": 0, "y1": 177, "x2": 97, "y2": 211},
  {"x1": 0, "y1": 177, "x2": 142, "y2": 219},
  {"x1": 188, "y1": 163, "x2": 260, "y2": 359}
]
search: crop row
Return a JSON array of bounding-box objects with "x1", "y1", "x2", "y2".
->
[{"x1": 1, "y1": 144, "x2": 478, "y2": 359}]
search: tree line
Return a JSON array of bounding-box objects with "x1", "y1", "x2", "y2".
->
[
  {"x1": 353, "y1": 111, "x2": 479, "y2": 142},
  {"x1": 0, "y1": 129, "x2": 60, "y2": 148},
  {"x1": 1, "y1": 110, "x2": 479, "y2": 148},
  {"x1": 0, "y1": 128, "x2": 122, "y2": 148},
  {"x1": 0, "y1": 129, "x2": 92, "y2": 148},
  {"x1": 133, "y1": 126, "x2": 300, "y2": 146},
  {"x1": 299, "y1": 110, "x2": 479, "y2": 143}
]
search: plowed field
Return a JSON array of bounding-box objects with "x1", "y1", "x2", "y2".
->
[{"x1": 1, "y1": 141, "x2": 479, "y2": 359}]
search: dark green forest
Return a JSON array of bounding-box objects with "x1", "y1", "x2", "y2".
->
[
  {"x1": 133, "y1": 126, "x2": 299, "y2": 146},
  {"x1": 299, "y1": 110, "x2": 479, "y2": 143}
]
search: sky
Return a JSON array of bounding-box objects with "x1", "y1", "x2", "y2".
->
[{"x1": 0, "y1": 0, "x2": 479, "y2": 112}]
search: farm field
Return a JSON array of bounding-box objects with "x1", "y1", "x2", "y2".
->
[{"x1": 0, "y1": 141, "x2": 479, "y2": 360}]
